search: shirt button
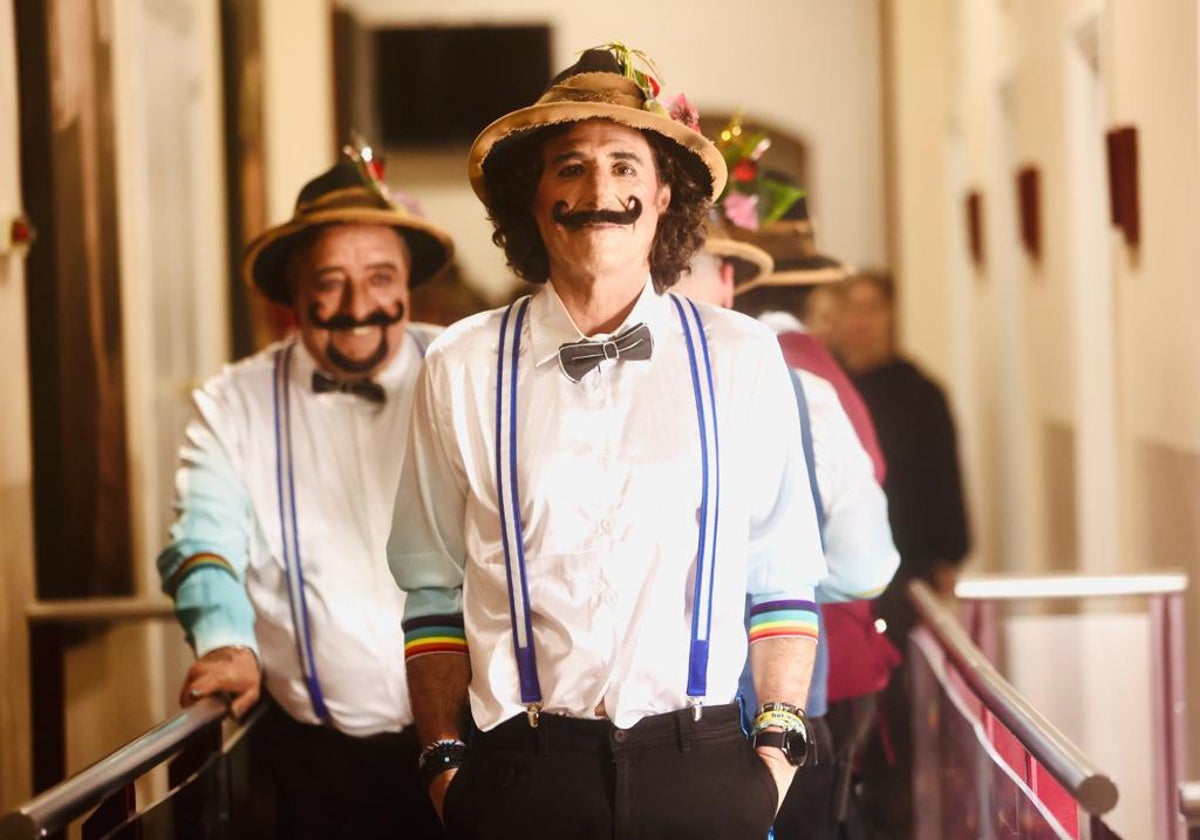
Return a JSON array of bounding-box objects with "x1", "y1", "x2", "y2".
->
[
  {"x1": 602, "y1": 590, "x2": 617, "y2": 607},
  {"x1": 612, "y1": 729, "x2": 629, "y2": 743},
  {"x1": 600, "y1": 518, "x2": 613, "y2": 534}
]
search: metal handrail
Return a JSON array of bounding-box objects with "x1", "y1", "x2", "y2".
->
[
  {"x1": 26, "y1": 597, "x2": 175, "y2": 624},
  {"x1": 0, "y1": 697, "x2": 228, "y2": 840},
  {"x1": 909, "y1": 580, "x2": 1119, "y2": 815},
  {"x1": 955, "y1": 571, "x2": 1187, "y2": 601}
]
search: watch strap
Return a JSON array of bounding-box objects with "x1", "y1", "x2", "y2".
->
[{"x1": 418, "y1": 739, "x2": 468, "y2": 787}]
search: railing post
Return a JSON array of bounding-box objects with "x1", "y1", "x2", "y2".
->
[
  {"x1": 28, "y1": 623, "x2": 65, "y2": 797},
  {"x1": 960, "y1": 597, "x2": 1000, "y2": 663},
  {"x1": 80, "y1": 783, "x2": 134, "y2": 840},
  {"x1": 1150, "y1": 592, "x2": 1188, "y2": 840}
]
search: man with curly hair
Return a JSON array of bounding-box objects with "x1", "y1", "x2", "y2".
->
[{"x1": 387, "y1": 45, "x2": 826, "y2": 839}]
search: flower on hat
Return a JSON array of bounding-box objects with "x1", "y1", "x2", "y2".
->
[
  {"x1": 731, "y1": 159, "x2": 757, "y2": 184},
  {"x1": 723, "y1": 192, "x2": 760, "y2": 231},
  {"x1": 341, "y1": 140, "x2": 392, "y2": 202},
  {"x1": 592, "y1": 42, "x2": 704, "y2": 123},
  {"x1": 669, "y1": 94, "x2": 700, "y2": 132},
  {"x1": 714, "y1": 112, "x2": 805, "y2": 230}
]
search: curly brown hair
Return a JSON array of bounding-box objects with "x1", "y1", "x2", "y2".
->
[{"x1": 481, "y1": 122, "x2": 711, "y2": 290}]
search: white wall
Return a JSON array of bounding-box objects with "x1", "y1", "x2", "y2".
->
[
  {"x1": 261, "y1": 0, "x2": 335, "y2": 223},
  {"x1": 348, "y1": 0, "x2": 887, "y2": 297},
  {"x1": 888, "y1": 0, "x2": 1200, "y2": 788}
]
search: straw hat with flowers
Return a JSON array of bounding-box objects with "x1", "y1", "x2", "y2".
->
[{"x1": 468, "y1": 43, "x2": 728, "y2": 206}]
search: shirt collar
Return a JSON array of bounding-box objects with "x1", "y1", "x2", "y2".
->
[
  {"x1": 292, "y1": 329, "x2": 418, "y2": 397},
  {"x1": 530, "y1": 276, "x2": 680, "y2": 368},
  {"x1": 756, "y1": 310, "x2": 807, "y2": 335}
]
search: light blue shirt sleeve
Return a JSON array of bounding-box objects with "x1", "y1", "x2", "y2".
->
[
  {"x1": 388, "y1": 359, "x2": 469, "y2": 631},
  {"x1": 156, "y1": 391, "x2": 258, "y2": 657},
  {"x1": 798, "y1": 371, "x2": 900, "y2": 603}
]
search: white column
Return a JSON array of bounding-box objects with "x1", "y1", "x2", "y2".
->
[{"x1": 260, "y1": 0, "x2": 335, "y2": 224}]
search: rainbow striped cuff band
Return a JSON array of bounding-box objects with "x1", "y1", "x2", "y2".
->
[
  {"x1": 748, "y1": 599, "x2": 819, "y2": 645},
  {"x1": 403, "y1": 613, "x2": 469, "y2": 660},
  {"x1": 165, "y1": 553, "x2": 237, "y2": 595}
]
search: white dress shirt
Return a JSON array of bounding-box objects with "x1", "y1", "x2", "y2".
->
[
  {"x1": 389, "y1": 279, "x2": 826, "y2": 731},
  {"x1": 757, "y1": 311, "x2": 899, "y2": 600},
  {"x1": 159, "y1": 325, "x2": 438, "y2": 736}
]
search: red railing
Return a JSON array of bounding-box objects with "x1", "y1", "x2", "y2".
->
[
  {"x1": 909, "y1": 580, "x2": 1122, "y2": 839},
  {"x1": 956, "y1": 572, "x2": 1188, "y2": 839}
]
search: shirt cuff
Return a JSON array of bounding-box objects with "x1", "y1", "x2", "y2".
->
[
  {"x1": 162, "y1": 552, "x2": 237, "y2": 596},
  {"x1": 402, "y1": 614, "x2": 468, "y2": 661},
  {"x1": 171, "y1": 566, "x2": 259, "y2": 658},
  {"x1": 747, "y1": 598, "x2": 820, "y2": 646}
]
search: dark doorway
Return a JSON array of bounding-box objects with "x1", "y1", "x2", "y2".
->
[{"x1": 14, "y1": 0, "x2": 133, "y2": 601}]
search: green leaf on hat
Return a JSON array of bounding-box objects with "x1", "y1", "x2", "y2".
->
[{"x1": 757, "y1": 179, "x2": 806, "y2": 226}]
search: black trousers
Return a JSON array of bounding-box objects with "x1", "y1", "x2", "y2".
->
[
  {"x1": 443, "y1": 704, "x2": 778, "y2": 840},
  {"x1": 770, "y1": 715, "x2": 836, "y2": 840},
  {"x1": 259, "y1": 700, "x2": 443, "y2": 840}
]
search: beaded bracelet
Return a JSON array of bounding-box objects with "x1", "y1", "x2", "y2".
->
[
  {"x1": 752, "y1": 709, "x2": 805, "y2": 734},
  {"x1": 752, "y1": 701, "x2": 807, "y2": 734}
]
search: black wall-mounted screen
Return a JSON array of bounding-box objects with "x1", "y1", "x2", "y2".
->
[{"x1": 376, "y1": 25, "x2": 552, "y2": 147}]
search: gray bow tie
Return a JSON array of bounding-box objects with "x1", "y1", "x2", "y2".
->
[
  {"x1": 312, "y1": 370, "x2": 385, "y2": 403},
  {"x1": 557, "y1": 323, "x2": 654, "y2": 383}
]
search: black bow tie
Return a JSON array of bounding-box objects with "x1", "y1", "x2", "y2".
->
[
  {"x1": 557, "y1": 322, "x2": 654, "y2": 383},
  {"x1": 311, "y1": 371, "x2": 386, "y2": 403}
]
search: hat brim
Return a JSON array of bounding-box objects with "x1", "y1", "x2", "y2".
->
[
  {"x1": 468, "y1": 102, "x2": 728, "y2": 204},
  {"x1": 244, "y1": 208, "x2": 455, "y2": 306},
  {"x1": 704, "y1": 237, "x2": 773, "y2": 286},
  {"x1": 734, "y1": 256, "x2": 854, "y2": 296}
]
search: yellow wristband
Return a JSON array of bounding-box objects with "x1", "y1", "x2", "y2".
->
[{"x1": 752, "y1": 709, "x2": 803, "y2": 734}]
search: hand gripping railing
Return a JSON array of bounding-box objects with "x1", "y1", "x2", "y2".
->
[
  {"x1": 910, "y1": 580, "x2": 1120, "y2": 816},
  {"x1": 0, "y1": 696, "x2": 228, "y2": 840}
]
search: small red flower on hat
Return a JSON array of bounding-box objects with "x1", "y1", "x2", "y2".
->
[
  {"x1": 599, "y1": 42, "x2": 671, "y2": 115},
  {"x1": 732, "y1": 159, "x2": 757, "y2": 184},
  {"x1": 342, "y1": 140, "x2": 392, "y2": 202},
  {"x1": 713, "y1": 112, "x2": 805, "y2": 229}
]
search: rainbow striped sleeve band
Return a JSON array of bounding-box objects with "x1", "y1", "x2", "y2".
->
[
  {"x1": 748, "y1": 599, "x2": 820, "y2": 645},
  {"x1": 403, "y1": 614, "x2": 469, "y2": 660},
  {"x1": 165, "y1": 553, "x2": 237, "y2": 595}
]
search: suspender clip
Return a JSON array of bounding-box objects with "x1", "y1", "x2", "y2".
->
[
  {"x1": 688, "y1": 696, "x2": 704, "y2": 722},
  {"x1": 526, "y1": 703, "x2": 542, "y2": 728}
]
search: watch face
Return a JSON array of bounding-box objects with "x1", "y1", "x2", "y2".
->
[
  {"x1": 754, "y1": 728, "x2": 808, "y2": 767},
  {"x1": 784, "y1": 729, "x2": 809, "y2": 767}
]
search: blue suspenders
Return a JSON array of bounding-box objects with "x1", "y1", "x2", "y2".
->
[
  {"x1": 271, "y1": 329, "x2": 428, "y2": 722},
  {"x1": 788, "y1": 367, "x2": 830, "y2": 719},
  {"x1": 788, "y1": 368, "x2": 826, "y2": 537},
  {"x1": 493, "y1": 295, "x2": 720, "y2": 726},
  {"x1": 272, "y1": 342, "x2": 331, "y2": 722}
]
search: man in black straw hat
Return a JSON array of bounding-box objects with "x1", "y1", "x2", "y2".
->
[
  {"x1": 157, "y1": 146, "x2": 452, "y2": 839},
  {"x1": 686, "y1": 177, "x2": 900, "y2": 839},
  {"x1": 388, "y1": 44, "x2": 827, "y2": 838}
]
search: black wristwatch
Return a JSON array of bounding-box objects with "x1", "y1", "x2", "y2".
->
[
  {"x1": 418, "y1": 739, "x2": 468, "y2": 787},
  {"x1": 752, "y1": 726, "x2": 811, "y2": 767}
]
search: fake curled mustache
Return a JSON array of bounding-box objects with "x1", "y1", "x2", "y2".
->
[
  {"x1": 308, "y1": 302, "x2": 405, "y2": 331},
  {"x1": 552, "y1": 197, "x2": 642, "y2": 230}
]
